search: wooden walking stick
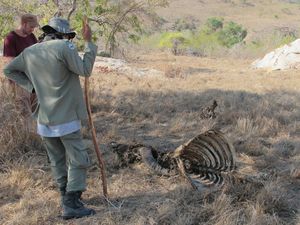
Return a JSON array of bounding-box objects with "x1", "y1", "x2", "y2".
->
[{"x1": 83, "y1": 16, "x2": 108, "y2": 198}]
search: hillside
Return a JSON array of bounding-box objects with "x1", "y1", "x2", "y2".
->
[
  {"x1": 124, "y1": 0, "x2": 300, "y2": 62},
  {"x1": 157, "y1": 0, "x2": 300, "y2": 38}
]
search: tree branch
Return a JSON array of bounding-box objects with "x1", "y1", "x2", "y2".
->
[
  {"x1": 67, "y1": 0, "x2": 77, "y2": 21},
  {"x1": 106, "y1": 2, "x2": 145, "y2": 52},
  {"x1": 52, "y1": 0, "x2": 62, "y2": 17}
]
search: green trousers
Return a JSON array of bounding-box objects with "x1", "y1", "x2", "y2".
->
[{"x1": 42, "y1": 130, "x2": 91, "y2": 192}]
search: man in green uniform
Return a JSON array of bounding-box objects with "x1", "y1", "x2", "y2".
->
[{"x1": 3, "y1": 17, "x2": 98, "y2": 220}]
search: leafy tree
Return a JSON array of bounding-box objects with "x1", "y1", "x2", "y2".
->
[
  {"x1": 158, "y1": 31, "x2": 188, "y2": 55},
  {"x1": 88, "y1": 0, "x2": 169, "y2": 56},
  {"x1": 0, "y1": 0, "x2": 168, "y2": 57},
  {"x1": 49, "y1": 0, "x2": 169, "y2": 56}
]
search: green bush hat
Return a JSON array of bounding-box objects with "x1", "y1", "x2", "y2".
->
[{"x1": 41, "y1": 17, "x2": 76, "y2": 38}]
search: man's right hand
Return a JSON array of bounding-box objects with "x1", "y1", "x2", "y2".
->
[{"x1": 82, "y1": 16, "x2": 92, "y2": 42}]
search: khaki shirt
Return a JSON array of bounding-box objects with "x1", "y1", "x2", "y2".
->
[{"x1": 3, "y1": 40, "x2": 98, "y2": 125}]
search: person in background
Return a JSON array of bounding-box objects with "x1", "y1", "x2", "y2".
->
[
  {"x1": 3, "y1": 13, "x2": 39, "y2": 57},
  {"x1": 3, "y1": 17, "x2": 98, "y2": 220},
  {"x1": 3, "y1": 13, "x2": 39, "y2": 130}
]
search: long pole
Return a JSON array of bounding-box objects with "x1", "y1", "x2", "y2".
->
[
  {"x1": 84, "y1": 77, "x2": 108, "y2": 198},
  {"x1": 83, "y1": 15, "x2": 108, "y2": 198}
]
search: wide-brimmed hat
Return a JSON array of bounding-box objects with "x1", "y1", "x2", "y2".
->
[{"x1": 41, "y1": 17, "x2": 76, "y2": 38}]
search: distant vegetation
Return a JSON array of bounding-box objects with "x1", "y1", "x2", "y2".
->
[
  {"x1": 0, "y1": 0, "x2": 169, "y2": 57},
  {"x1": 143, "y1": 17, "x2": 248, "y2": 56},
  {"x1": 0, "y1": 0, "x2": 298, "y2": 58},
  {"x1": 140, "y1": 15, "x2": 297, "y2": 58}
]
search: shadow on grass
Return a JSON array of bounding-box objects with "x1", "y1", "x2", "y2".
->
[
  {"x1": 87, "y1": 88, "x2": 300, "y2": 224},
  {"x1": 91, "y1": 88, "x2": 299, "y2": 147},
  {"x1": 1, "y1": 88, "x2": 299, "y2": 225}
]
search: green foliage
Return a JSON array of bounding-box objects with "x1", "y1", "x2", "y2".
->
[
  {"x1": 149, "y1": 17, "x2": 247, "y2": 56},
  {"x1": 204, "y1": 17, "x2": 223, "y2": 34},
  {"x1": 158, "y1": 31, "x2": 190, "y2": 55},
  {"x1": 128, "y1": 15, "x2": 144, "y2": 34},
  {"x1": 89, "y1": 0, "x2": 168, "y2": 56},
  {"x1": 201, "y1": 18, "x2": 247, "y2": 49},
  {"x1": 218, "y1": 21, "x2": 247, "y2": 47},
  {"x1": 129, "y1": 34, "x2": 141, "y2": 43},
  {"x1": 68, "y1": 1, "x2": 94, "y2": 50},
  {"x1": 0, "y1": 0, "x2": 57, "y2": 46},
  {"x1": 0, "y1": 0, "x2": 168, "y2": 56},
  {"x1": 0, "y1": 14, "x2": 14, "y2": 46},
  {"x1": 158, "y1": 32, "x2": 187, "y2": 48},
  {"x1": 94, "y1": 5, "x2": 107, "y2": 15}
]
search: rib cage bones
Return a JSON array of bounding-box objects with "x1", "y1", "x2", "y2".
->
[{"x1": 110, "y1": 129, "x2": 244, "y2": 190}]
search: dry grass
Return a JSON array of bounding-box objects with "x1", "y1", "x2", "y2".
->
[
  {"x1": 0, "y1": 50, "x2": 299, "y2": 225},
  {"x1": 1, "y1": 1, "x2": 300, "y2": 223}
]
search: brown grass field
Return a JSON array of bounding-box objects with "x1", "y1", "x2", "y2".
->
[{"x1": 0, "y1": 0, "x2": 300, "y2": 224}]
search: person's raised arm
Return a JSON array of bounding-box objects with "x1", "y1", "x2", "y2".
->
[{"x1": 61, "y1": 18, "x2": 97, "y2": 77}]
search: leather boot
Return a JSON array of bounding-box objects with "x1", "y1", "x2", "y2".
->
[{"x1": 62, "y1": 191, "x2": 95, "y2": 220}]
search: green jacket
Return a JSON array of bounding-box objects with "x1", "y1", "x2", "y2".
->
[{"x1": 3, "y1": 40, "x2": 98, "y2": 125}]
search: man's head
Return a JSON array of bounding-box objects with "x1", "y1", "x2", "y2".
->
[
  {"x1": 41, "y1": 17, "x2": 76, "y2": 40},
  {"x1": 20, "y1": 14, "x2": 39, "y2": 36}
]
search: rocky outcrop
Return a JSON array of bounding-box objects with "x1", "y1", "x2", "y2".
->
[
  {"x1": 252, "y1": 39, "x2": 300, "y2": 70},
  {"x1": 93, "y1": 56, "x2": 164, "y2": 77}
]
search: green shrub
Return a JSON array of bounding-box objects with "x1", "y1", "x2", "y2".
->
[
  {"x1": 158, "y1": 31, "x2": 190, "y2": 55},
  {"x1": 218, "y1": 21, "x2": 247, "y2": 47},
  {"x1": 158, "y1": 32, "x2": 188, "y2": 48},
  {"x1": 190, "y1": 19, "x2": 247, "y2": 53},
  {"x1": 141, "y1": 18, "x2": 248, "y2": 56},
  {"x1": 204, "y1": 17, "x2": 224, "y2": 34}
]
